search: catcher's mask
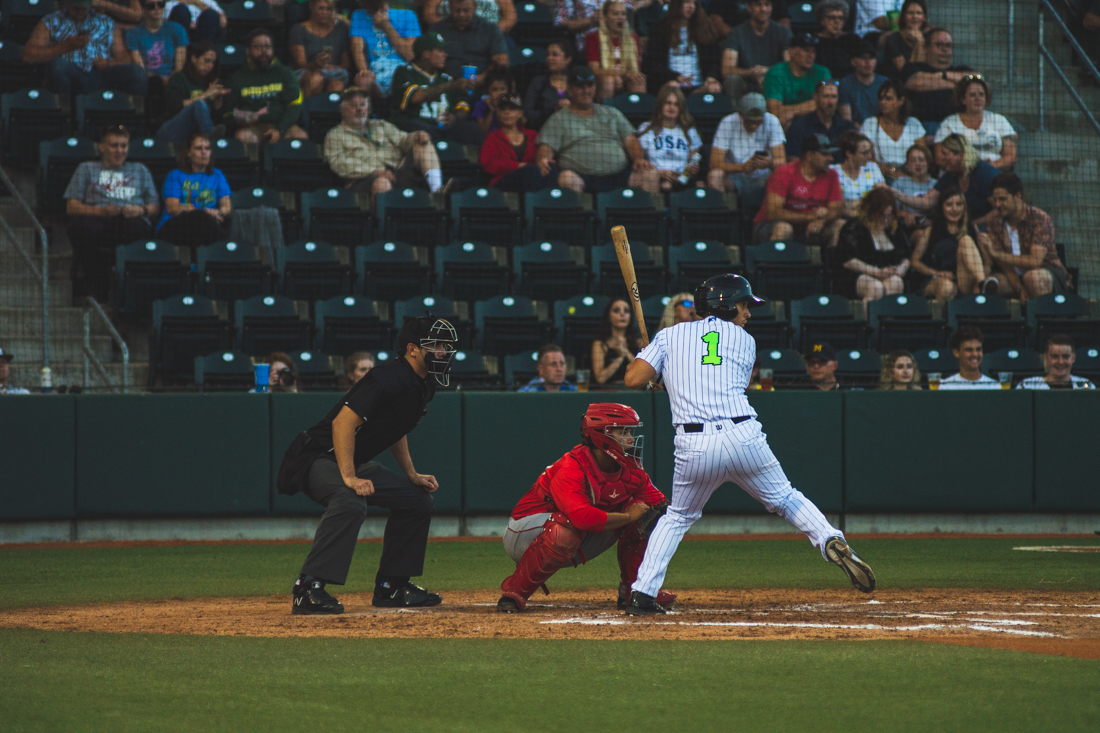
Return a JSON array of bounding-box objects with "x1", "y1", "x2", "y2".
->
[
  {"x1": 399, "y1": 316, "x2": 458, "y2": 386},
  {"x1": 581, "y1": 402, "x2": 644, "y2": 470}
]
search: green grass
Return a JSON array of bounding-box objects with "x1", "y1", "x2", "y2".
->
[
  {"x1": 1, "y1": 630, "x2": 1096, "y2": 733},
  {"x1": 4, "y1": 537, "x2": 1099, "y2": 610}
]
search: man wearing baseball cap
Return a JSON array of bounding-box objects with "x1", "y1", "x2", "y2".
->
[
  {"x1": 752, "y1": 132, "x2": 843, "y2": 246},
  {"x1": 707, "y1": 92, "x2": 786, "y2": 212},
  {"x1": 783, "y1": 77, "x2": 853, "y2": 158},
  {"x1": 389, "y1": 31, "x2": 482, "y2": 144},
  {"x1": 0, "y1": 348, "x2": 31, "y2": 395},
  {"x1": 763, "y1": 32, "x2": 831, "y2": 128},
  {"x1": 838, "y1": 41, "x2": 887, "y2": 125},
  {"x1": 792, "y1": 341, "x2": 843, "y2": 391}
]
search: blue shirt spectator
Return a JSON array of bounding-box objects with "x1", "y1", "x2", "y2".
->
[
  {"x1": 350, "y1": 0, "x2": 421, "y2": 95},
  {"x1": 125, "y1": 12, "x2": 189, "y2": 79},
  {"x1": 157, "y1": 167, "x2": 231, "y2": 230},
  {"x1": 837, "y1": 42, "x2": 886, "y2": 125},
  {"x1": 518, "y1": 378, "x2": 578, "y2": 392}
]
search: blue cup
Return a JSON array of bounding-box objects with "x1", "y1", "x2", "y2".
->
[
  {"x1": 254, "y1": 363, "x2": 270, "y2": 392},
  {"x1": 462, "y1": 65, "x2": 477, "y2": 80}
]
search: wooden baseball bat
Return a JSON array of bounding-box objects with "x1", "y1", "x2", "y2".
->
[{"x1": 610, "y1": 224, "x2": 650, "y2": 347}]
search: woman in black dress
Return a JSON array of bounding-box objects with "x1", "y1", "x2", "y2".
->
[
  {"x1": 834, "y1": 187, "x2": 911, "y2": 303},
  {"x1": 591, "y1": 298, "x2": 644, "y2": 385}
]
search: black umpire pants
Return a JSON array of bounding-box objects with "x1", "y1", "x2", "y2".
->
[{"x1": 299, "y1": 457, "x2": 434, "y2": 585}]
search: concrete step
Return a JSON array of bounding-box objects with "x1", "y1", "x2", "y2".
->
[
  {"x1": 1018, "y1": 132, "x2": 1100, "y2": 157},
  {"x1": 0, "y1": 306, "x2": 112, "y2": 337},
  {"x1": 1014, "y1": 156, "x2": 1100, "y2": 182},
  {"x1": 7, "y1": 361, "x2": 151, "y2": 393},
  {"x1": 0, "y1": 282, "x2": 71, "y2": 307},
  {"x1": 6, "y1": 334, "x2": 115, "y2": 363}
]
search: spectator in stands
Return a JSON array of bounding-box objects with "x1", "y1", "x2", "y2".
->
[
  {"x1": 934, "y1": 75, "x2": 1017, "y2": 169},
  {"x1": 288, "y1": 0, "x2": 353, "y2": 99},
  {"x1": 908, "y1": 186, "x2": 983, "y2": 301},
  {"x1": 901, "y1": 28, "x2": 975, "y2": 126},
  {"x1": 853, "y1": 0, "x2": 899, "y2": 42},
  {"x1": 940, "y1": 326, "x2": 999, "y2": 389},
  {"x1": 592, "y1": 298, "x2": 643, "y2": 385},
  {"x1": 349, "y1": 0, "x2": 417, "y2": 97},
  {"x1": 156, "y1": 131, "x2": 232, "y2": 248},
  {"x1": 517, "y1": 344, "x2": 578, "y2": 392},
  {"x1": 1017, "y1": 335, "x2": 1096, "y2": 390},
  {"x1": 555, "y1": 0, "x2": 607, "y2": 50},
  {"x1": 859, "y1": 79, "x2": 924, "y2": 177},
  {"x1": 93, "y1": 0, "x2": 143, "y2": 25},
  {"x1": 524, "y1": 39, "x2": 575, "y2": 130},
  {"x1": 892, "y1": 134, "x2": 998, "y2": 222},
  {"x1": 585, "y1": 0, "x2": 646, "y2": 100},
  {"x1": 752, "y1": 132, "x2": 843, "y2": 245},
  {"x1": 838, "y1": 41, "x2": 886, "y2": 124},
  {"x1": 830, "y1": 130, "x2": 884, "y2": 218},
  {"x1": 64, "y1": 125, "x2": 159, "y2": 302},
  {"x1": 636, "y1": 83, "x2": 704, "y2": 191},
  {"x1": 792, "y1": 340, "x2": 842, "y2": 390},
  {"x1": 1086, "y1": 2, "x2": 1100, "y2": 32},
  {"x1": 536, "y1": 66, "x2": 660, "y2": 194},
  {"x1": 978, "y1": 173, "x2": 1068, "y2": 302},
  {"x1": 472, "y1": 67, "x2": 515, "y2": 134},
  {"x1": 429, "y1": 0, "x2": 510, "y2": 80},
  {"x1": 389, "y1": 31, "x2": 482, "y2": 144},
  {"x1": 126, "y1": 1, "x2": 188, "y2": 96},
  {"x1": 0, "y1": 348, "x2": 31, "y2": 395},
  {"x1": 481, "y1": 94, "x2": 557, "y2": 191},
  {"x1": 722, "y1": 0, "x2": 791, "y2": 104},
  {"x1": 708, "y1": 0, "x2": 790, "y2": 38},
  {"x1": 338, "y1": 350, "x2": 375, "y2": 388},
  {"x1": 656, "y1": 292, "x2": 701, "y2": 331},
  {"x1": 764, "y1": 33, "x2": 831, "y2": 128},
  {"x1": 325, "y1": 87, "x2": 446, "y2": 197},
  {"x1": 708, "y1": 92, "x2": 785, "y2": 211},
  {"x1": 784, "y1": 79, "x2": 854, "y2": 158},
  {"x1": 265, "y1": 351, "x2": 301, "y2": 393},
  {"x1": 834, "y1": 186, "x2": 909, "y2": 302},
  {"x1": 814, "y1": 0, "x2": 861, "y2": 80},
  {"x1": 883, "y1": 0, "x2": 928, "y2": 77},
  {"x1": 23, "y1": 0, "x2": 149, "y2": 96},
  {"x1": 165, "y1": 0, "x2": 226, "y2": 44},
  {"x1": 878, "y1": 349, "x2": 922, "y2": 390},
  {"x1": 892, "y1": 142, "x2": 936, "y2": 227},
  {"x1": 641, "y1": 0, "x2": 723, "y2": 96},
  {"x1": 157, "y1": 42, "x2": 227, "y2": 145},
  {"x1": 224, "y1": 28, "x2": 309, "y2": 144},
  {"x1": 425, "y1": 0, "x2": 517, "y2": 36}
]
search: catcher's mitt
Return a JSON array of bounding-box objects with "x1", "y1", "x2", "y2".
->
[{"x1": 636, "y1": 501, "x2": 670, "y2": 540}]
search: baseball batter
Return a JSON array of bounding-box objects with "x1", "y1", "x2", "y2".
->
[
  {"x1": 498, "y1": 403, "x2": 677, "y2": 613},
  {"x1": 622, "y1": 274, "x2": 875, "y2": 615}
]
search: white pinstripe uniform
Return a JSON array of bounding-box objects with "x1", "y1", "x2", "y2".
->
[{"x1": 631, "y1": 316, "x2": 844, "y2": 598}]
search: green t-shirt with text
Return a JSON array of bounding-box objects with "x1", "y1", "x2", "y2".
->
[{"x1": 763, "y1": 62, "x2": 832, "y2": 106}]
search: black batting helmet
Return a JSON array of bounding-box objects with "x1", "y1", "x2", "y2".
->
[{"x1": 694, "y1": 274, "x2": 766, "y2": 318}]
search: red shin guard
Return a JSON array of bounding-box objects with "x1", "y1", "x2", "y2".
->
[
  {"x1": 616, "y1": 523, "x2": 677, "y2": 607},
  {"x1": 501, "y1": 514, "x2": 583, "y2": 610}
]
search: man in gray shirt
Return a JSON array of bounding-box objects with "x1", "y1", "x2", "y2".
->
[
  {"x1": 535, "y1": 66, "x2": 659, "y2": 194},
  {"x1": 63, "y1": 125, "x2": 159, "y2": 301},
  {"x1": 722, "y1": 0, "x2": 791, "y2": 104},
  {"x1": 428, "y1": 0, "x2": 509, "y2": 80}
]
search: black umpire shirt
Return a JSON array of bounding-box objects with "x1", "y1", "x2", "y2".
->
[{"x1": 305, "y1": 357, "x2": 435, "y2": 465}]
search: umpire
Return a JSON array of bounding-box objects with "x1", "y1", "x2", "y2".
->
[{"x1": 277, "y1": 316, "x2": 459, "y2": 615}]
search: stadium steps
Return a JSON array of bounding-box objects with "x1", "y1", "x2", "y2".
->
[{"x1": 6, "y1": 361, "x2": 150, "y2": 392}]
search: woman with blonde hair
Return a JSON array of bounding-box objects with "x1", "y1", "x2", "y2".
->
[
  {"x1": 834, "y1": 187, "x2": 911, "y2": 302},
  {"x1": 891, "y1": 133, "x2": 999, "y2": 222},
  {"x1": 656, "y1": 292, "x2": 701, "y2": 331},
  {"x1": 908, "y1": 185, "x2": 992, "y2": 301},
  {"x1": 584, "y1": 0, "x2": 646, "y2": 100},
  {"x1": 878, "y1": 349, "x2": 922, "y2": 389},
  {"x1": 934, "y1": 75, "x2": 1016, "y2": 169},
  {"x1": 636, "y1": 83, "x2": 704, "y2": 191}
]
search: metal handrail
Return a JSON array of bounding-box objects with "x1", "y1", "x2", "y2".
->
[
  {"x1": 83, "y1": 297, "x2": 129, "y2": 394},
  {"x1": 1037, "y1": 1, "x2": 1100, "y2": 135},
  {"x1": 0, "y1": 163, "x2": 50, "y2": 378}
]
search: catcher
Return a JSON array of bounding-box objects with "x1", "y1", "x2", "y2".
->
[{"x1": 498, "y1": 403, "x2": 676, "y2": 613}]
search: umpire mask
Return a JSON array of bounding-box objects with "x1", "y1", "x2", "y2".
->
[{"x1": 401, "y1": 316, "x2": 458, "y2": 386}]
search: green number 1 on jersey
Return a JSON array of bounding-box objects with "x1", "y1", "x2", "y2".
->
[{"x1": 701, "y1": 332, "x2": 722, "y2": 365}]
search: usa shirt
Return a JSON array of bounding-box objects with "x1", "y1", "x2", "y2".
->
[{"x1": 637, "y1": 123, "x2": 703, "y2": 172}]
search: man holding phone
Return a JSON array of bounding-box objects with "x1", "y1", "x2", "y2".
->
[{"x1": 707, "y1": 92, "x2": 786, "y2": 213}]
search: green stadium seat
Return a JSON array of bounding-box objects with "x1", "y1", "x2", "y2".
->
[
  {"x1": 300, "y1": 187, "x2": 373, "y2": 249},
  {"x1": 947, "y1": 294, "x2": 1027, "y2": 351},
  {"x1": 197, "y1": 239, "x2": 272, "y2": 307},
  {"x1": 114, "y1": 239, "x2": 191, "y2": 323},
  {"x1": 234, "y1": 294, "x2": 312, "y2": 356},
  {"x1": 450, "y1": 186, "x2": 522, "y2": 250},
  {"x1": 8, "y1": 91, "x2": 69, "y2": 164},
  {"x1": 151, "y1": 294, "x2": 232, "y2": 387},
  {"x1": 512, "y1": 240, "x2": 589, "y2": 302},
  {"x1": 194, "y1": 350, "x2": 255, "y2": 391},
  {"x1": 375, "y1": 187, "x2": 449, "y2": 248},
  {"x1": 553, "y1": 294, "x2": 609, "y2": 366},
  {"x1": 474, "y1": 295, "x2": 553, "y2": 357},
  {"x1": 276, "y1": 239, "x2": 350, "y2": 305},
  {"x1": 1025, "y1": 292, "x2": 1100, "y2": 351},
  {"x1": 355, "y1": 240, "x2": 432, "y2": 303},
  {"x1": 314, "y1": 295, "x2": 395, "y2": 356},
  {"x1": 789, "y1": 293, "x2": 868, "y2": 351},
  {"x1": 744, "y1": 240, "x2": 824, "y2": 302},
  {"x1": 868, "y1": 293, "x2": 946, "y2": 353},
  {"x1": 525, "y1": 186, "x2": 598, "y2": 246},
  {"x1": 436, "y1": 240, "x2": 511, "y2": 301},
  {"x1": 264, "y1": 137, "x2": 332, "y2": 194},
  {"x1": 835, "y1": 348, "x2": 882, "y2": 389},
  {"x1": 667, "y1": 239, "x2": 741, "y2": 292}
]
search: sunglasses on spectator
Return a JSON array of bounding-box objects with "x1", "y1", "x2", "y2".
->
[
  {"x1": 962, "y1": 73, "x2": 984, "y2": 81},
  {"x1": 816, "y1": 80, "x2": 840, "y2": 88},
  {"x1": 679, "y1": 299, "x2": 694, "y2": 308}
]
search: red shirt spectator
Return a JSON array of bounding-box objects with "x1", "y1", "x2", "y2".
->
[
  {"x1": 753, "y1": 157, "x2": 842, "y2": 224},
  {"x1": 479, "y1": 125, "x2": 537, "y2": 185}
]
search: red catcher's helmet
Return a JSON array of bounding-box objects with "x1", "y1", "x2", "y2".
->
[{"x1": 580, "y1": 403, "x2": 644, "y2": 469}]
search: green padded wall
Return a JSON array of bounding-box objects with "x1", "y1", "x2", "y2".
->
[
  {"x1": 270, "y1": 392, "x2": 463, "y2": 515},
  {"x1": 844, "y1": 391, "x2": 1034, "y2": 512},
  {"x1": 463, "y1": 392, "x2": 655, "y2": 513},
  {"x1": 0, "y1": 395, "x2": 75, "y2": 520},
  {"x1": 1033, "y1": 391, "x2": 1100, "y2": 510},
  {"x1": 76, "y1": 394, "x2": 271, "y2": 516}
]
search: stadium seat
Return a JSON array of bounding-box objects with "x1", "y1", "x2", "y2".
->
[
  {"x1": 789, "y1": 293, "x2": 867, "y2": 351},
  {"x1": 450, "y1": 186, "x2": 522, "y2": 249},
  {"x1": 640, "y1": 294, "x2": 670, "y2": 338},
  {"x1": 947, "y1": 294, "x2": 1027, "y2": 351},
  {"x1": 37, "y1": 135, "x2": 96, "y2": 218},
  {"x1": 2, "y1": 0, "x2": 56, "y2": 44},
  {"x1": 215, "y1": 41, "x2": 246, "y2": 74},
  {"x1": 474, "y1": 295, "x2": 553, "y2": 357},
  {"x1": 508, "y1": 45, "x2": 547, "y2": 96},
  {"x1": 1025, "y1": 292, "x2": 1100, "y2": 350},
  {"x1": 554, "y1": 294, "x2": 610, "y2": 366},
  {"x1": 596, "y1": 187, "x2": 668, "y2": 247},
  {"x1": 788, "y1": 1, "x2": 818, "y2": 35},
  {"x1": 375, "y1": 187, "x2": 449, "y2": 248},
  {"x1": 445, "y1": 348, "x2": 503, "y2": 390},
  {"x1": 685, "y1": 92, "x2": 735, "y2": 145},
  {"x1": 301, "y1": 91, "x2": 343, "y2": 144},
  {"x1": 125, "y1": 136, "x2": 176, "y2": 193},
  {"x1": 436, "y1": 240, "x2": 511, "y2": 301},
  {"x1": 512, "y1": 240, "x2": 589, "y2": 302},
  {"x1": 435, "y1": 140, "x2": 482, "y2": 190},
  {"x1": 300, "y1": 187, "x2": 373, "y2": 249},
  {"x1": 394, "y1": 294, "x2": 474, "y2": 349},
  {"x1": 114, "y1": 239, "x2": 191, "y2": 322},
  {"x1": 504, "y1": 349, "x2": 575, "y2": 389},
  {"x1": 5, "y1": 90, "x2": 69, "y2": 163},
  {"x1": 75, "y1": 90, "x2": 144, "y2": 136},
  {"x1": 668, "y1": 187, "x2": 740, "y2": 247},
  {"x1": 525, "y1": 186, "x2": 598, "y2": 246},
  {"x1": 605, "y1": 92, "x2": 656, "y2": 127},
  {"x1": 912, "y1": 347, "x2": 958, "y2": 385},
  {"x1": 591, "y1": 241, "x2": 666, "y2": 299},
  {"x1": 756, "y1": 347, "x2": 807, "y2": 388},
  {"x1": 743, "y1": 299, "x2": 792, "y2": 349},
  {"x1": 223, "y1": 0, "x2": 273, "y2": 44},
  {"x1": 355, "y1": 240, "x2": 432, "y2": 302},
  {"x1": 1074, "y1": 346, "x2": 1100, "y2": 384},
  {"x1": 196, "y1": 239, "x2": 272, "y2": 306},
  {"x1": 234, "y1": 294, "x2": 311, "y2": 356},
  {"x1": 835, "y1": 348, "x2": 882, "y2": 389},
  {"x1": 287, "y1": 350, "x2": 341, "y2": 391},
  {"x1": 744, "y1": 240, "x2": 824, "y2": 302},
  {"x1": 151, "y1": 294, "x2": 232, "y2": 386},
  {"x1": 512, "y1": 1, "x2": 558, "y2": 47},
  {"x1": 230, "y1": 185, "x2": 296, "y2": 236},
  {"x1": 277, "y1": 240, "x2": 349, "y2": 304},
  {"x1": 982, "y1": 347, "x2": 1045, "y2": 386},
  {"x1": 314, "y1": 295, "x2": 395, "y2": 356},
  {"x1": 868, "y1": 293, "x2": 946, "y2": 353},
  {"x1": 194, "y1": 350, "x2": 255, "y2": 391},
  {"x1": 264, "y1": 137, "x2": 332, "y2": 193},
  {"x1": 210, "y1": 137, "x2": 261, "y2": 191},
  {"x1": 0, "y1": 39, "x2": 41, "y2": 93},
  {"x1": 667, "y1": 239, "x2": 741, "y2": 292}
]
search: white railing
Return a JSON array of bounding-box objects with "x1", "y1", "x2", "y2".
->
[{"x1": 83, "y1": 297, "x2": 130, "y2": 394}]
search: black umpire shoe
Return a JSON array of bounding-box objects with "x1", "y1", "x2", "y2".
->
[
  {"x1": 372, "y1": 581, "x2": 443, "y2": 608},
  {"x1": 624, "y1": 591, "x2": 666, "y2": 616},
  {"x1": 292, "y1": 577, "x2": 344, "y2": 615}
]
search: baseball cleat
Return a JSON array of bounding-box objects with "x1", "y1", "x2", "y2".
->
[
  {"x1": 825, "y1": 537, "x2": 876, "y2": 593},
  {"x1": 497, "y1": 596, "x2": 521, "y2": 613},
  {"x1": 617, "y1": 584, "x2": 676, "y2": 610},
  {"x1": 291, "y1": 579, "x2": 344, "y2": 615},
  {"x1": 372, "y1": 581, "x2": 443, "y2": 608},
  {"x1": 624, "y1": 591, "x2": 667, "y2": 616}
]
